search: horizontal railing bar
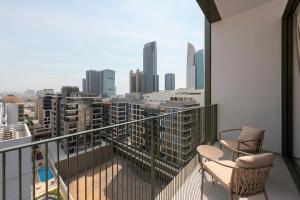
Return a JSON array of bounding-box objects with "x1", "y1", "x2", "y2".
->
[{"x1": 0, "y1": 105, "x2": 215, "y2": 153}]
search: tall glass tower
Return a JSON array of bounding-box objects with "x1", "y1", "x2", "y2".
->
[
  {"x1": 101, "y1": 69, "x2": 116, "y2": 97},
  {"x1": 195, "y1": 49, "x2": 204, "y2": 89},
  {"x1": 143, "y1": 41, "x2": 159, "y2": 93},
  {"x1": 165, "y1": 73, "x2": 175, "y2": 90},
  {"x1": 86, "y1": 70, "x2": 101, "y2": 94},
  {"x1": 186, "y1": 43, "x2": 196, "y2": 88}
]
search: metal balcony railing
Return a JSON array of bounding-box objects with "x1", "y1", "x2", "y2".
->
[{"x1": 0, "y1": 104, "x2": 217, "y2": 200}]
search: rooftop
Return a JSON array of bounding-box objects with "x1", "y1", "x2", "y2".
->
[{"x1": 0, "y1": 123, "x2": 31, "y2": 142}]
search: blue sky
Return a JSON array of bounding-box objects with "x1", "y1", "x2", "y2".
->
[{"x1": 0, "y1": 0, "x2": 204, "y2": 94}]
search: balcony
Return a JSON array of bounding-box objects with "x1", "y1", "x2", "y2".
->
[
  {"x1": 0, "y1": 105, "x2": 218, "y2": 200},
  {"x1": 1, "y1": 101, "x2": 300, "y2": 200}
]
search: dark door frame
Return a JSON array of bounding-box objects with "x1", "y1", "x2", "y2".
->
[{"x1": 282, "y1": 0, "x2": 300, "y2": 191}]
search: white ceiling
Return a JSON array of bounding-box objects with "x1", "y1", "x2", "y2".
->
[{"x1": 214, "y1": 0, "x2": 275, "y2": 19}]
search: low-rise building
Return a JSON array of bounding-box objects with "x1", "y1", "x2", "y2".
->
[
  {"x1": 3, "y1": 95, "x2": 24, "y2": 124},
  {"x1": 0, "y1": 112, "x2": 32, "y2": 200}
]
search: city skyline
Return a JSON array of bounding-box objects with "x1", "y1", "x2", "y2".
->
[{"x1": 0, "y1": 0, "x2": 204, "y2": 94}]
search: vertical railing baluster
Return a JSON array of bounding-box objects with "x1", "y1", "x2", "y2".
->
[
  {"x1": 116, "y1": 126, "x2": 119, "y2": 200},
  {"x1": 139, "y1": 125, "x2": 141, "y2": 199},
  {"x1": 56, "y1": 139, "x2": 60, "y2": 200},
  {"x1": 2, "y1": 152, "x2": 6, "y2": 200},
  {"x1": 214, "y1": 105, "x2": 218, "y2": 143},
  {"x1": 126, "y1": 124, "x2": 129, "y2": 200},
  {"x1": 111, "y1": 127, "x2": 114, "y2": 200},
  {"x1": 121, "y1": 125, "x2": 124, "y2": 200},
  {"x1": 84, "y1": 134, "x2": 87, "y2": 200},
  {"x1": 105, "y1": 130, "x2": 108, "y2": 200},
  {"x1": 92, "y1": 131, "x2": 95, "y2": 200},
  {"x1": 76, "y1": 136, "x2": 79, "y2": 200},
  {"x1": 141, "y1": 119, "x2": 144, "y2": 200},
  {"x1": 32, "y1": 146, "x2": 36, "y2": 200},
  {"x1": 45, "y1": 143, "x2": 49, "y2": 200},
  {"x1": 150, "y1": 118, "x2": 155, "y2": 200},
  {"x1": 134, "y1": 121, "x2": 137, "y2": 200},
  {"x1": 159, "y1": 116, "x2": 163, "y2": 200},
  {"x1": 67, "y1": 138, "x2": 70, "y2": 200},
  {"x1": 99, "y1": 130, "x2": 102, "y2": 200},
  {"x1": 18, "y1": 149, "x2": 22, "y2": 200},
  {"x1": 131, "y1": 123, "x2": 133, "y2": 200}
]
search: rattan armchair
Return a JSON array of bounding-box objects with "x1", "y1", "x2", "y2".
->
[
  {"x1": 199, "y1": 149, "x2": 273, "y2": 200},
  {"x1": 218, "y1": 126, "x2": 265, "y2": 160}
]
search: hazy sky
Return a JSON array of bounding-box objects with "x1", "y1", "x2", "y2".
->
[{"x1": 0, "y1": 0, "x2": 204, "y2": 94}]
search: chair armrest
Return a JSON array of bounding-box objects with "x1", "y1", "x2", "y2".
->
[
  {"x1": 237, "y1": 138, "x2": 261, "y2": 143},
  {"x1": 230, "y1": 148, "x2": 253, "y2": 156},
  {"x1": 218, "y1": 128, "x2": 242, "y2": 140},
  {"x1": 200, "y1": 154, "x2": 238, "y2": 169}
]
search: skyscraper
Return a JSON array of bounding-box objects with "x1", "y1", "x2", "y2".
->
[
  {"x1": 165, "y1": 73, "x2": 175, "y2": 90},
  {"x1": 129, "y1": 69, "x2": 145, "y2": 93},
  {"x1": 186, "y1": 43, "x2": 196, "y2": 88},
  {"x1": 86, "y1": 70, "x2": 101, "y2": 94},
  {"x1": 143, "y1": 41, "x2": 159, "y2": 93},
  {"x1": 130, "y1": 70, "x2": 136, "y2": 93},
  {"x1": 82, "y1": 78, "x2": 87, "y2": 92},
  {"x1": 101, "y1": 69, "x2": 116, "y2": 97},
  {"x1": 195, "y1": 49, "x2": 204, "y2": 89}
]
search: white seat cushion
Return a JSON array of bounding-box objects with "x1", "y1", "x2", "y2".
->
[
  {"x1": 203, "y1": 160, "x2": 235, "y2": 187},
  {"x1": 236, "y1": 153, "x2": 273, "y2": 168}
]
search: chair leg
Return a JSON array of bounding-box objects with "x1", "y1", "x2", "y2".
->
[
  {"x1": 228, "y1": 190, "x2": 233, "y2": 200},
  {"x1": 201, "y1": 170, "x2": 205, "y2": 200},
  {"x1": 231, "y1": 151, "x2": 234, "y2": 161},
  {"x1": 212, "y1": 176, "x2": 215, "y2": 185},
  {"x1": 263, "y1": 190, "x2": 269, "y2": 200}
]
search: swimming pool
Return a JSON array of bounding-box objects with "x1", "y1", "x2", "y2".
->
[{"x1": 37, "y1": 167, "x2": 54, "y2": 182}]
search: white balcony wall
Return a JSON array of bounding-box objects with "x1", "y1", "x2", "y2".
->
[
  {"x1": 211, "y1": 0, "x2": 287, "y2": 153},
  {"x1": 293, "y1": 3, "x2": 300, "y2": 159},
  {"x1": 0, "y1": 125, "x2": 32, "y2": 200}
]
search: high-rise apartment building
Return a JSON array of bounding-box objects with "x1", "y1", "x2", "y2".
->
[
  {"x1": 128, "y1": 88, "x2": 203, "y2": 166},
  {"x1": 109, "y1": 99, "x2": 128, "y2": 138},
  {"x1": 195, "y1": 49, "x2": 204, "y2": 89},
  {"x1": 36, "y1": 89, "x2": 54, "y2": 130},
  {"x1": 186, "y1": 43, "x2": 196, "y2": 88},
  {"x1": 86, "y1": 70, "x2": 101, "y2": 95},
  {"x1": 128, "y1": 101, "x2": 145, "y2": 148},
  {"x1": 51, "y1": 93, "x2": 62, "y2": 137},
  {"x1": 59, "y1": 92, "x2": 102, "y2": 153},
  {"x1": 101, "y1": 69, "x2": 116, "y2": 97},
  {"x1": 143, "y1": 41, "x2": 159, "y2": 93},
  {"x1": 82, "y1": 78, "x2": 87, "y2": 92},
  {"x1": 129, "y1": 69, "x2": 145, "y2": 93},
  {"x1": 101, "y1": 101, "x2": 111, "y2": 127},
  {"x1": 160, "y1": 100, "x2": 200, "y2": 166},
  {"x1": 165, "y1": 73, "x2": 175, "y2": 91}
]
